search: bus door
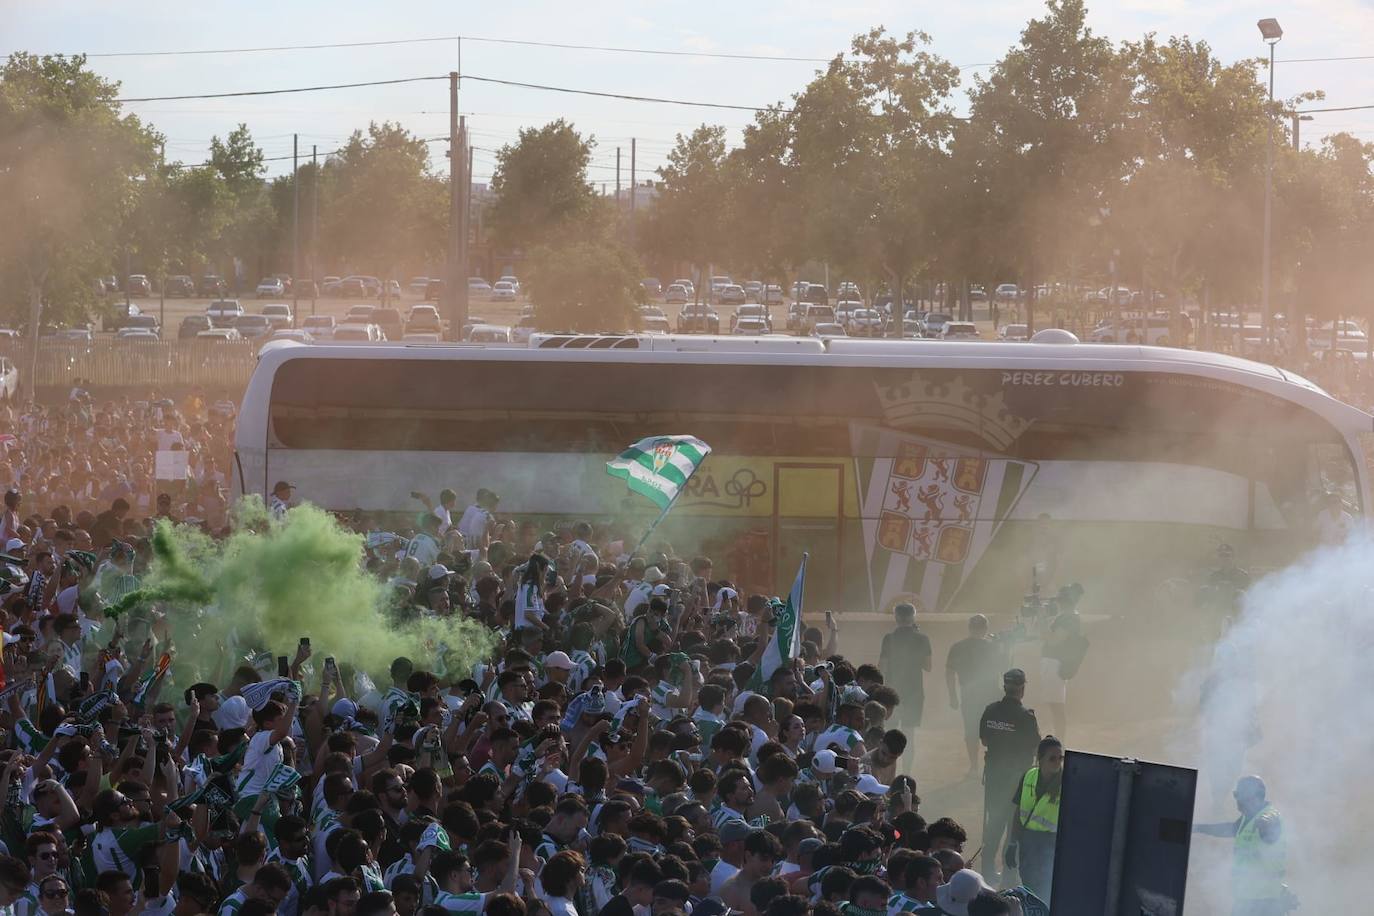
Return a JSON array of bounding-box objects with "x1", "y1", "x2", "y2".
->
[{"x1": 772, "y1": 463, "x2": 845, "y2": 610}]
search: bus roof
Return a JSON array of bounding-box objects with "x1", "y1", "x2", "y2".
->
[{"x1": 247, "y1": 336, "x2": 1372, "y2": 433}]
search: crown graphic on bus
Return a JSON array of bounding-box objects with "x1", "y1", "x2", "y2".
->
[{"x1": 876, "y1": 374, "x2": 1032, "y2": 451}]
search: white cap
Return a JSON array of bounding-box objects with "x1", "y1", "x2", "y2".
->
[
  {"x1": 811, "y1": 749, "x2": 839, "y2": 775},
  {"x1": 427, "y1": 563, "x2": 453, "y2": 582},
  {"x1": 212, "y1": 695, "x2": 250, "y2": 729},
  {"x1": 643, "y1": 566, "x2": 667, "y2": 583},
  {"x1": 935, "y1": 870, "x2": 995, "y2": 916},
  {"x1": 543, "y1": 651, "x2": 575, "y2": 670},
  {"x1": 4, "y1": 538, "x2": 22, "y2": 552},
  {"x1": 650, "y1": 584, "x2": 672, "y2": 597},
  {"x1": 855, "y1": 773, "x2": 890, "y2": 796}
]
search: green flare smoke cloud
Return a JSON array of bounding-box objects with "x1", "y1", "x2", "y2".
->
[{"x1": 116, "y1": 497, "x2": 495, "y2": 682}]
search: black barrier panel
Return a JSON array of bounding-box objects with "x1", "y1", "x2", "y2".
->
[{"x1": 1051, "y1": 750, "x2": 1197, "y2": 916}]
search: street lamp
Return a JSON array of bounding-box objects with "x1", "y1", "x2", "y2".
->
[{"x1": 1258, "y1": 17, "x2": 1282, "y2": 351}]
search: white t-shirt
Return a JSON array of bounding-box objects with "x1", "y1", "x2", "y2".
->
[
  {"x1": 434, "y1": 505, "x2": 453, "y2": 536},
  {"x1": 515, "y1": 583, "x2": 545, "y2": 629},
  {"x1": 456, "y1": 505, "x2": 492, "y2": 546},
  {"x1": 404, "y1": 533, "x2": 440, "y2": 568},
  {"x1": 236, "y1": 729, "x2": 283, "y2": 797},
  {"x1": 709, "y1": 859, "x2": 740, "y2": 894}
]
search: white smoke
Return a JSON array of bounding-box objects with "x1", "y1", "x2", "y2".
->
[{"x1": 1176, "y1": 534, "x2": 1374, "y2": 914}]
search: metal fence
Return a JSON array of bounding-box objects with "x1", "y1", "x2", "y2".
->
[{"x1": 1, "y1": 340, "x2": 260, "y2": 392}]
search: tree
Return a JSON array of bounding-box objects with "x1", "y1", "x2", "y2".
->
[
  {"x1": 488, "y1": 120, "x2": 598, "y2": 254},
  {"x1": 525, "y1": 238, "x2": 643, "y2": 332},
  {"x1": 207, "y1": 123, "x2": 270, "y2": 288},
  {"x1": 0, "y1": 53, "x2": 162, "y2": 333},
  {"x1": 964, "y1": 0, "x2": 1136, "y2": 322},
  {"x1": 646, "y1": 125, "x2": 730, "y2": 296},
  {"x1": 320, "y1": 122, "x2": 446, "y2": 286}
]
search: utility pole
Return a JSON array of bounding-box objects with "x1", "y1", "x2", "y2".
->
[
  {"x1": 457, "y1": 116, "x2": 470, "y2": 333},
  {"x1": 616, "y1": 147, "x2": 621, "y2": 207},
  {"x1": 447, "y1": 70, "x2": 461, "y2": 338},
  {"x1": 311, "y1": 145, "x2": 318, "y2": 317},
  {"x1": 292, "y1": 133, "x2": 299, "y2": 327},
  {"x1": 629, "y1": 138, "x2": 637, "y2": 246}
]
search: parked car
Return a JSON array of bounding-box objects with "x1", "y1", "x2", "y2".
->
[
  {"x1": 384, "y1": 280, "x2": 402, "y2": 300},
  {"x1": 55, "y1": 329, "x2": 94, "y2": 342},
  {"x1": 178, "y1": 314, "x2": 211, "y2": 339},
  {"x1": 510, "y1": 314, "x2": 540, "y2": 344},
  {"x1": 267, "y1": 329, "x2": 314, "y2": 344},
  {"x1": 941, "y1": 321, "x2": 981, "y2": 340},
  {"x1": 126, "y1": 274, "x2": 152, "y2": 296},
  {"x1": 498, "y1": 275, "x2": 520, "y2": 293},
  {"x1": 641, "y1": 315, "x2": 670, "y2": 334},
  {"x1": 995, "y1": 283, "x2": 1021, "y2": 302},
  {"x1": 197, "y1": 275, "x2": 225, "y2": 297},
  {"x1": 197, "y1": 328, "x2": 243, "y2": 342},
  {"x1": 921, "y1": 312, "x2": 953, "y2": 337},
  {"x1": 763, "y1": 284, "x2": 784, "y2": 305},
  {"x1": 801, "y1": 283, "x2": 829, "y2": 305},
  {"x1": 371, "y1": 308, "x2": 404, "y2": 340},
  {"x1": 468, "y1": 278, "x2": 492, "y2": 298},
  {"x1": 719, "y1": 284, "x2": 747, "y2": 306},
  {"x1": 303, "y1": 315, "x2": 336, "y2": 339},
  {"x1": 811, "y1": 322, "x2": 847, "y2": 338},
  {"x1": 333, "y1": 323, "x2": 384, "y2": 342},
  {"x1": 255, "y1": 277, "x2": 285, "y2": 298},
  {"x1": 673, "y1": 279, "x2": 696, "y2": 298},
  {"x1": 732, "y1": 317, "x2": 770, "y2": 335},
  {"x1": 0, "y1": 358, "x2": 17, "y2": 401},
  {"x1": 969, "y1": 286, "x2": 988, "y2": 302},
  {"x1": 338, "y1": 277, "x2": 366, "y2": 298},
  {"x1": 803, "y1": 304, "x2": 836, "y2": 329},
  {"x1": 465, "y1": 324, "x2": 512, "y2": 343},
  {"x1": 123, "y1": 314, "x2": 160, "y2": 333},
  {"x1": 641, "y1": 278, "x2": 662, "y2": 298},
  {"x1": 403, "y1": 332, "x2": 443, "y2": 343},
  {"x1": 205, "y1": 300, "x2": 245, "y2": 328},
  {"x1": 321, "y1": 277, "x2": 343, "y2": 295},
  {"x1": 165, "y1": 275, "x2": 195, "y2": 297},
  {"x1": 406, "y1": 305, "x2": 442, "y2": 334},
  {"x1": 732, "y1": 303, "x2": 772, "y2": 332},
  {"x1": 665, "y1": 284, "x2": 690, "y2": 306},
  {"x1": 677, "y1": 303, "x2": 720, "y2": 333},
  {"x1": 234, "y1": 314, "x2": 274, "y2": 340},
  {"x1": 426, "y1": 279, "x2": 445, "y2": 301},
  {"x1": 261, "y1": 303, "x2": 293, "y2": 329},
  {"x1": 116, "y1": 328, "x2": 159, "y2": 341},
  {"x1": 847, "y1": 309, "x2": 885, "y2": 337},
  {"x1": 743, "y1": 281, "x2": 764, "y2": 302},
  {"x1": 491, "y1": 280, "x2": 518, "y2": 302},
  {"x1": 344, "y1": 304, "x2": 377, "y2": 325},
  {"x1": 998, "y1": 323, "x2": 1030, "y2": 341},
  {"x1": 408, "y1": 277, "x2": 432, "y2": 297}
]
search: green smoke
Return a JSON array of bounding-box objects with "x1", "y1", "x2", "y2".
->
[{"x1": 123, "y1": 501, "x2": 496, "y2": 684}]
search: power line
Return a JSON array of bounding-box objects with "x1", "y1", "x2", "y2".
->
[
  {"x1": 1297, "y1": 103, "x2": 1374, "y2": 114},
  {"x1": 9, "y1": 33, "x2": 830, "y2": 63},
  {"x1": 460, "y1": 74, "x2": 784, "y2": 112},
  {"x1": 1279, "y1": 54, "x2": 1374, "y2": 63},
  {"x1": 118, "y1": 75, "x2": 447, "y2": 103},
  {"x1": 118, "y1": 72, "x2": 785, "y2": 112}
]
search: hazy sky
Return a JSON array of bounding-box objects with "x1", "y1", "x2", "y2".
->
[{"x1": 7, "y1": 0, "x2": 1374, "y2": 183}]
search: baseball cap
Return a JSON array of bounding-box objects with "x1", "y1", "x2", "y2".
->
[
  {"x1": 935, "y1": 870, "x2": 995, "y2": 916},
  {"x1": 272, "y1": 480, "x2": 294, "y2": 496},
  {"x1": 810, "y1": 749, "x2": 839, "y2": 775},
  {"x1": 4, "y1": 538, "x2": 23, "y2": 553},
  {"x1": 855, "y1": 774, "x2": 890, "y2": 796},
  {"x1": 1003, "y1": 668, "x2": 1027, "y2": 685},
  {"x1": 427, "y1": 564, "x2": 453, "y2": 583},
  {"x1": 718, "y1": 819, "x2": 753, "y2": 843},
  {"x1": 650, "y1": 584, "x2": 672, "y2": 597},
  {"x1": 543, "y1": 651, "x2": 575, "y2": 670}
]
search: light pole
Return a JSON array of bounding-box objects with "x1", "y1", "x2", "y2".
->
[{"x1": 1258, "y1": 17, "x2": 1282, "y2": 352}]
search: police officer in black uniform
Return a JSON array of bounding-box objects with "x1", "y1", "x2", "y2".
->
[{"x1": 979, "y1": 668, "x2": 1042, "y2": 883}]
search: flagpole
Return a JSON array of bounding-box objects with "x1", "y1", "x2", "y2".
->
[{"x1": 589, "y1": 464, "x2": 705, "y2": 601}]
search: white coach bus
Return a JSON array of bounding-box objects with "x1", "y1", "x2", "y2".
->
[{"x1": 233, "y1": 335, "x2": 1372, "y2": 614}]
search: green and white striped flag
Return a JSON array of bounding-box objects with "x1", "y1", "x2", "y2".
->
[
  {"x1": 760, "y1": 553, "x2": 806, "y2": 683},
  {"x1": 606, "y1": 436, "x2": 712, "y2": 511}
]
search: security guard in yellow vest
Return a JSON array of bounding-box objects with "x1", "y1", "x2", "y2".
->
[
  {"x1": 1005, "y1": 735, "x2": 1063, "y2": 902},
  {"x1": 1194, "y1": 775, "x2": 1290, "y2": 916}
]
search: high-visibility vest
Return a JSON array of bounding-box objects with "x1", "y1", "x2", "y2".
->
[
  {"x1": 1233, "y1": 804, "x2": 1285, "y2": 901},
  {"x1": 1016, "y1": 767, "x2": 1060, "y2": 833}
]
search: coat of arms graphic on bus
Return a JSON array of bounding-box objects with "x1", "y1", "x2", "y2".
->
[{"x1": 854, "y1": 371, "x2": 1039, "y2": 613}]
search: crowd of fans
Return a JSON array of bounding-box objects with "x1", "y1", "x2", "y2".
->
[{"x1": 0, "y1": 389, "x2": 1070, "y2": 916}]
